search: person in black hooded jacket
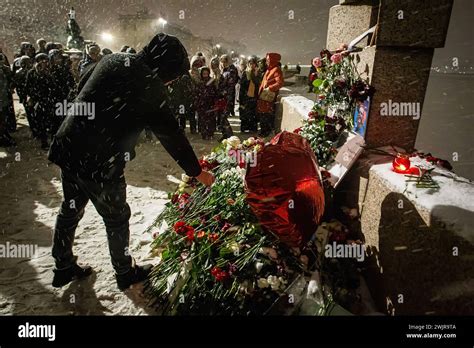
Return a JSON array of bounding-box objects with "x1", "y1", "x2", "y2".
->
[
  {"x1": 49, "y1": 49, "x2": 76, "y2": 135},
  {"x1": 48, "y1": 33, "x2": 215, "y2": 291}
]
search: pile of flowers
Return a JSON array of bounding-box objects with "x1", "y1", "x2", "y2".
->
[
  {"x1": 144, "y1": 135, "x2": 367, "y2": 315},
  {"x1": 296, "y1": 48, "x2": 374, "y2": 168},
  {"x1": 145, "y1": 136, "x2": 309, "y2": 315},
  {"x1": 294, "y1": 110, "x2": 346, "y2": 167}
]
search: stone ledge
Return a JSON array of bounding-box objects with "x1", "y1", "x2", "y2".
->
[
  {"x1": 358, "y1": 151, "x2": 474, "y2": 246},
  {"x1": 275, "y1": 90, "x2": 314, "y2": 133},
  {"x1": 277, "y1": 94, "x2": 474, "y2": 314},
  {"x1": 342, "y1": 150, "x2": 474, "y2": 315}
]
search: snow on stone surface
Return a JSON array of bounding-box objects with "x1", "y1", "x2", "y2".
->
[
  {"x1": 371, "y1": 155, "x2": 474, "y2": 244},
  {"x1": 279, "y1": 94, "x2": 314, "y2": 131},
  {"x1": 281, "y1": 94, "x2": 314, "y2": 119}
]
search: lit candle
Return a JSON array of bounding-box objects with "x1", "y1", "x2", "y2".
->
[{"x1": 392, "y1": 153, "x2": 411, "y2": 174}]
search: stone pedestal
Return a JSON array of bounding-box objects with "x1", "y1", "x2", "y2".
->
[
  {"x1": 336, "y1": 151, "x2": 474, "y2": 315},
  {"x1": 326, "y1": 0, "x2": 460, "y2": 315},
  {"x1": 327, "y1": 0, "x2": 453, "y2": 150},
  {"x1": 355, "y1": 47, "x2": 434, "y2": 148}
]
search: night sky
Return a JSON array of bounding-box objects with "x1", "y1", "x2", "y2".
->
[
  {"x1": 1, "y1": 0, "x2": 338, "y2": 63},
  {"x1": 1, "y1": 0, "x2": 473, "y2": 66}
]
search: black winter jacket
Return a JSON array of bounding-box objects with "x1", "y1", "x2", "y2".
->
[{"x1": 48, "y1": 49, "x2": 201, "y2": 182}]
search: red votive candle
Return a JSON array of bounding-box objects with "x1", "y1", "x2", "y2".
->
[{"x1": 392, "y1": 153, "x2": 411, "y2": 174}]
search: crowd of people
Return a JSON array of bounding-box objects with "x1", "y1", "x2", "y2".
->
[
  {"x1": 0, "y1": 40, "x2": 85, "y2": 148},
  {"x1": 164, "y1": 50, "x2": 285, "y2": 141},
  {"x1": 0, "y1": 36, "x2": 285, "y2": 149}
]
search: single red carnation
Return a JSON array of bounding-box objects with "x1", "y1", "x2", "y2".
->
[
  {"x1": 173, "y1": 221, "x2": 187, "y2": 234},
  {"x1": 211, "y1": 267, "x2": 229, "y2": 282},
  {"x1": 186, "y1": 229, "x2": 195, "y2": 242},
  {"x1": 211, "y1": 266, "x2": 221, "y2": 277},
  {"x1": 174, "y1": 221, "x2": 194, "y2": 236}
]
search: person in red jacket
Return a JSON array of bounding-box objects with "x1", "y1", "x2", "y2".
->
[{"x1": 256, "y1": 53, "x2": 284, "y2": 137}]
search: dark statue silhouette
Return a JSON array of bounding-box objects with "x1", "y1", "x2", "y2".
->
[{"x1": 66, "y1": 8, "x2": 85, "y2": 50}]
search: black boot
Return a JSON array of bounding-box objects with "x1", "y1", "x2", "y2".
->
[
  {"x1": 116, "y1": 264, "x2": 153, "y2": 291},
  {"x1": 52, "y1": 263, "x2": 93, "y2": 288}
]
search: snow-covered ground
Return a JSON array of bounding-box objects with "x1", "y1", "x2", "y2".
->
[{"x1": 0, "y1": 102, "x2": 244, "y2": 315}]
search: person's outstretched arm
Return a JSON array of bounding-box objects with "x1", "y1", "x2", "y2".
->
[{"x1": 143, "y1": 78, "x2": 214, "y2": 186}]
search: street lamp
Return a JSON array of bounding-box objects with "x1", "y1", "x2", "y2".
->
[{"x1": 100, "y1": 32, "x2": 114, "y2": 43}]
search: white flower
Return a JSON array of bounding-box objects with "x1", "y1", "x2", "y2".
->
[
  {"x1": 221, "y1": 169, "x2": 233, "y2": 178},
  {"x1": 226, "y1": 136, "x2": 241, "y2": 149},
  {"x1": 181, "y1": 174, "x2": 191, "y2": 183},
  {"x1": 229, "y1": 241, "x2": 240, "y2": 254},
  {"x1": 255, "y1": 261, "x2": 264, "y2": 273},
  {"x1": 257, "y1": 278, "x2": 269, "y2": 289},
  {"x1": 204, "y1": 152, "x2": 217, "y2": 162},
  {"x1": 236, "y1": 166, "x2": 246, "y2": 178},
  {"x1": 267, "y1": 275, "x2": 281, "y2": 290},
  {"x1": 307, "y1": 279, "x2": 320, "y2": 296}
]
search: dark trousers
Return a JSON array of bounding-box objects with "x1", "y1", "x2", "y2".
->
[
  {"x1": 23, "y1": 103, "x2": 36, "y2": 137},
  {"x1": 52, "y1": 170, "x2": 132, "y2": 275},
  {"x1": 6, "y1": 97, "x2": 16, "y2": 132},
  {"x1": 217, "y1": 111, "x2": 233, "y2": 139},
  {"x1": 32, "y1": 104, "x2": 51, "y2": 142},
  {"x1": 175, "y1": 106, "x2": 197, "y2": 133},
  {"x1": 0, "y1": 106, "x2": 13, "y2": 142},
  {"x1": 187, "y1": 110, "x2": 197, "y2": 133},
  {"x1": 239, "y1": 98, "x2": 258, "y2": 132},
  {"x1": 258, "y1": 112, "x2": 275, "y2": 137},
  {"x1": 227, "y1": 92, "x2": 236, "y2": 117}
]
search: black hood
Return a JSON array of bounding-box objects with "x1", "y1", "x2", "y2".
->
[{"x1": 138, "y1": 33, "x2": 190, "y2": 83}]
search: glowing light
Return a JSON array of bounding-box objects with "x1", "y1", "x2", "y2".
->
[
  {"x1": 100, "y1": 32, "x2": 114, "y2": 43},
  {"x1": 392, "y1": 154, "x2": 411, "y2": 174}
]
